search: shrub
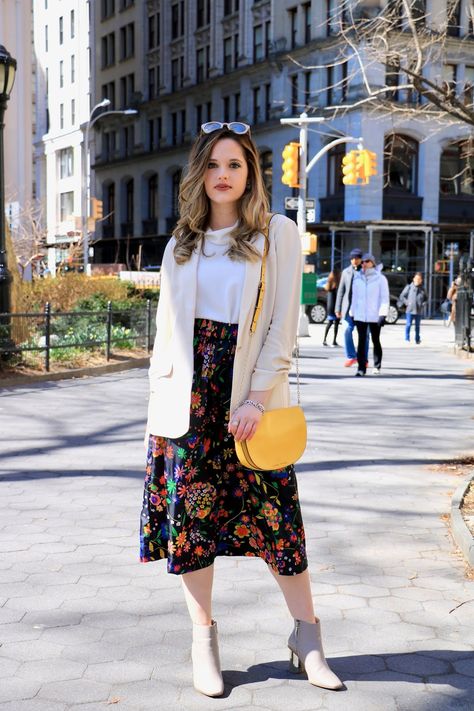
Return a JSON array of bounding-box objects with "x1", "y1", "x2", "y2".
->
[{"x1": 16, "y1": 275, "x2": 135, "y2": 312}]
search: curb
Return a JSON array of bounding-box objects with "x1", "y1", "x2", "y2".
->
[
  {"x1": 451, "y1": 472, "x2": 474, "y2": 566},
  {"x1": 0, "y1": 356, "x2": 150, "y2": 390}
]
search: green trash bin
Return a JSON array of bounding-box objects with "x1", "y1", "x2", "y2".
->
[{"x1": 301, "y1": 273, "x2": 318, "y2": 305}]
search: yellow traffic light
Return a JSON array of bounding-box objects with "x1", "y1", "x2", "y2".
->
[
  {"x1": 301, "y1": 232, "x2": 318, "y2": 254},
  {"x1": 363, "y1": 149, "x2": 377, "y2": 180},
  {"x1": 342, "y1": 150, "x2": 358, "y2": 186},
  {"x1": 91, "y1": 198, "x2": 103, "y2": 220},
  {"x1": 281, "y1": 142, "x2": 300, "y2": 187}
]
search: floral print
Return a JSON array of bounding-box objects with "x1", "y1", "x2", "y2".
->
[{"x1": 140, "y1": 318, "x2": 308, "y2": 576}]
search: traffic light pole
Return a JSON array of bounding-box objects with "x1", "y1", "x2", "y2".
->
[{"x1": 280, "y1": 113, "x2": 363, "y2": 336}]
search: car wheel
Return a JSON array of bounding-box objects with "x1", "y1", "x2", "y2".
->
[
  {"x1": 385, "y1": 304, "x2": 399, "y2": 325},
  {"x1": 307, "y1": 303, "x2": 327, "y2": 324}
]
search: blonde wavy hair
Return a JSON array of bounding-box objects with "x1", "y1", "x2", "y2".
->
[{"x1": 173, "y1": 128, "x2": 270, "y2": 264}]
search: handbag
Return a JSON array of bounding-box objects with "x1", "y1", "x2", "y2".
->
[{"x1": 234, "y1": 214, "x2": 307, "y2": 472}]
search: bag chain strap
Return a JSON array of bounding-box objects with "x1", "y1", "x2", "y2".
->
[{"x1": 249, "y1": 213, "x2": 301, "y2": 407}]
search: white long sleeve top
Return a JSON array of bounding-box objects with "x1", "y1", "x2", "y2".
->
[
  {"x1": 350, "y1": 267, "x2": 390, "y2": 322},
  {"x1": 195, "y1": 223, "x2": 245, "y2": 324}
]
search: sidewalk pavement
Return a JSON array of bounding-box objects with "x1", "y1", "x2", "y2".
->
[{"x1": 0, "y1": 319, "x2": 473, "y2": 711}]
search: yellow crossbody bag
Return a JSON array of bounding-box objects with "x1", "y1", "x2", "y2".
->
[{"x1": 234, "y1": 214, "x2": 307, "y2": 472}]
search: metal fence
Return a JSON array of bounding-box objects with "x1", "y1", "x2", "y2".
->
[{"x1": 0, "y1": 300, "x2": 156, "y2": 372}]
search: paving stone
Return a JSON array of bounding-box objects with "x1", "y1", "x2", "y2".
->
[
  {"x1": 337, "y1": 583, "x2": 390, "y2": 598},
  {"x1": 385, "y1": 653, "x2": 451, "y2": 677},
  {"x1": 394, "y1": 586, "x2": 446, "y2": 601},
  {"x1": 38, "y1": 678, "x2": 111, "y2": 704},
  {"x1": 84, "y1": 660, "x2": 153, "y2": 684},
  {"x1": 252, "y1": 681, "x2": 326, "y2": 710},
  {"x1": 40, "y1": 624, "x2": 103, "y2": 646},
  {"x1": 106, "y1": 679, "x2": 180, "y2": 709},
  {"x1": 0, "y1": 678, "x2": 41, "y2": 703},
  {"x1": 0, "y1": 657, "x2": 20, "y2": 679},
  {"x1": 0, "y1": 638, "x2": 64, "y2": 662},
  {"x1": 0, "y1": 607, "x2": 25, "y2": 624},
  {"x1": 81, "y1": 611, "x2": 138, "y2": 629},
  {"x1": 62, "y1": 641, "x2": 129, "y2": 664},
  {"x1": 453, "y1": 658, "x2": 474, "y2": 677},
  {"x1": 0, "y1": 701, "x2": 66, "y2": 711},
  {"x1": 369, "y1": 595, "x2": 423, "y2": 613},
  {"x1": 16, "y1": 658, "x2": 86, "y2": 683},
  {"x1": 0, "y1": 622, "x2": 43, "y2": 643}
]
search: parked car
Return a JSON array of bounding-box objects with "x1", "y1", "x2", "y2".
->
[{"x1": 305, "y1": 271, "x2": 409, "y2": 325}]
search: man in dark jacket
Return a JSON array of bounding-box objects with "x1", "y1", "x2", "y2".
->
[
  {"x1": 398, "y1": 272, "x2": 428, "y2": 344},
  {"x1": 335, "y1": 248, "x2": 365, "y2": 366}
]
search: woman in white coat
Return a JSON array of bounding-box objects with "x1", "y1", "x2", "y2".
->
[
  {"x1": 140, "y1": 122, "x2": 342, "y2": 696},
  {"x1": 350, "y1": 253, "x2": 389, "y2": 376}
]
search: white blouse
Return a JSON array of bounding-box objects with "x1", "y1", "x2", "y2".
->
[{"x1": 195, "y1": 223, "x2": 246, "y2": 324}]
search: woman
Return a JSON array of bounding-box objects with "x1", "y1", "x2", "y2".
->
[
  {"x1": 350, "y1": 253, "x2": 389, "y2": 376},
  {"x1": 323, "y1": 270, "x2": 341, "y2": 347},
  {"x1": 140, "y1": 122, "x2": 342, "y2": 696}
]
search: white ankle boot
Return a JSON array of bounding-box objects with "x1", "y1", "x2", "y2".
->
[
  {"x1": 192, "y1": 620, "x2": 224, "y2": 697},
  {"x1": 288, "y1": 618, "x2": 343, "y2": 690}
]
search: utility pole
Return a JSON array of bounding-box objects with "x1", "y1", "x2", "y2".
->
[{"x1": 280, "y1": 113, "x2": 364, "y2": 336}]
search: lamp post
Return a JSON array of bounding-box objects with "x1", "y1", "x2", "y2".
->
[
  {"x1": 81, "y1": 101, "x2": 138, "y2": 274},
  {"x1": 0, "y1": 45, "x2": 17, "y2": 320}
]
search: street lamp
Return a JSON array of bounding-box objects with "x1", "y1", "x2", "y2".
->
[
  {"x1": 81, "y1": 101, "x2": 138, "y2": 274},
  {"x1": 0, "y1": 45, "x2": 17, "y2": 321}
]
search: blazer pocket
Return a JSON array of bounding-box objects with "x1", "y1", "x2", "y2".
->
[{"x1": 149, "y1": 352, "x2": 173, "y2": 381}]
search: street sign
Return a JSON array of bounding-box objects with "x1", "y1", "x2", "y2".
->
[
  {"x1": 285, "y1": 197, "x2": 316, "y2": 210},
  {"x1": 444, "y1": 242, "x2": 459, "y2": 257}
]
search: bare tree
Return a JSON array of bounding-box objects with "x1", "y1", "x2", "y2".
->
[
  {"x1": 292, "y1": 0, "x2": 474, "y2": 129},
  {"x1": 7, "y1": 199, "x2": 47, "y2": 278}
]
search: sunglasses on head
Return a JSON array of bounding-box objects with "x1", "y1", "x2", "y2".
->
[
  {"x1": 201, "y1": 121, "x2": 251, "y2": 135},
  {"x1": 362, "y1": 259, "x2": 373, "y2": 263}
]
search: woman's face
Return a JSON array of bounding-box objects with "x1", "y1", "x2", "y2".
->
[{"x1": 203, "y1": 138, "x2": 249, "y2": 208}]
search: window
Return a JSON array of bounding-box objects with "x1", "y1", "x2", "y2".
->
[
  {"x1": 125, "y1": 179, "x2": 134, "y2": 224},
  {"x1": 59, "y1": 147, "x2": 74, "y2": 178},
  {"x1": 120, "y1": 73, "x2": 135, "y2": 107},
  {"x1": 235, "y1": 91, "x2": 241, "y2": 119},
  {"x1": 120, "y1": 23, "x2": 135, "y2": 60},
  {"x1": 327, "y1": 144, "x2": 345, "y2": 195},
  {"x1": 447, "y1": 0, "x2": 461, "y2": 37},
  {"x1": 289, "y1": 7, "x2": 297, "y2": 49},
  {"x1": 442, "y1": 63, "x2": 458, "y2": 97},
  {"x1": 148, "y1": 174, "x2": 158, "y2": 219},
  {"x1": 102, "y1": 81, "x2": 115, "y2": 109},
  {"x1": 303, "y1": 2, "x2": 311, "y2": 43},
  {"x1": 70, "y1": 9, "x2": 75, "y2": 38},
  {"x1": 124, "y1": 125, "x2": 134, "y2": 156},
  {"x1": 171, "y1": 57, "x2": 184, "y2": 91},
  {"x1": 60, "y1": 192, "x2": 74, "y2": 221},
  {"x1": 101, "y1": 33, "x2": 115, "y2": 68},
  {"x1": 440, "y1": 140, "x2": 474, "y2": 196},
  {"x1": 224, "y1": 0, "x2": 239, "y2": 16},
  {"x1": 148, "y1": 66, "x2": 160, "y2": 99},
  {"x1": 264, "y1": 83, "x2": 271, "y2": 121},
  {"x1": 197, "y1": 0, "x2": 211, "y2": 27},
  {"x1": 171, "y1": 111, "x2": 186, "y2": 144},
  {"x1": 148, "y1": 13, "x2": 160, "y2": 48},
  {"x1": 412, "y1": 0, "x2": 426, "y2": 23},
  {"x1": 254, "y1": 25, "x2": 264, "y2": 61},
  {"x1": 71, "y1": 55, "x2": 75, "y2": 83},
  {"x1": 304, "y1": 71, "x2": 311, "y2": 108},
  {"x1": 341, "y1": 61, "x2": 348, "y2": 101},
  {"x1": 291, "y1": 74, "x2": 298, "y2": 110},
  {"x1": 59, "y1": 16, "x2": 63, "y2": 44},
  {"x1": 253, "y1": 86, "x2": 261, "y2": 124},
  {"x1": 101, "y1": 0, "x2": 115, "y2": 20},
  {"x1": 386, "y1": 56, "x2": 400, "y2": 101},
  {"x1": 121, "y1": 0, "x2": 135, "y2": 9},
  {"x1": 71, "y1": 99, "x2": 75, "y2": 125},
  {"x1": 464, "y1": 66, "x2": 474, "y2": 105},
  {"x1": 260, "y1": 150, "x2": 272, "y2": 202},
  {"x1": 171, "y1": 1, "x2": 185, "y2": 40},
  {"x1": 59, "y1": 60, "x2": 64, "y2": 88},
  {"x1": 60, "y1": 103, "x2": 64, "y2": 129},
  {"x1": 384, "y1": 134, "x2": 418, "y2": 194},
  {"x1": 197, "y1": 47, "x2": 209, "y2": 82},
  {"x1": 326, "y1": 65, "x2": 333, "y2": 106},
  {"x1": 172, "y1": 170, "x2": 182, "y2": 217},
  {"x1": 327, "y1": 0, "x2": 339, "y2": 36},
  {"x1": 45, "y1": 25, "x2": 48, "y2": 52},
  {"x1": 224, "y1": 37, "x2": 233, "y2": 72},
  {"x1": 104, "y1": 182, "x2": 115, "y2": 225}
]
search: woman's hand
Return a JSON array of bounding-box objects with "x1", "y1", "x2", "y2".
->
[{"x1": 228, "y1": 403, "x2": 263, "y2": 442}]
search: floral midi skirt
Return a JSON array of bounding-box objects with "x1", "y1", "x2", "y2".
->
[{"x1": 140, "y1": 318, "x2": 308, "y2": 576}]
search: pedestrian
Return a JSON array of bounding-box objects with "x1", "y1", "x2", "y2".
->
[
  {"x1": 322, "y1": 269, "x2": 341, "y2": 347},
  {"x1": 140, "y1": 121, "x2": 342, "y2": 697},
  {"x1": 335, "y1": 248, "x2": 368, "y2": 366},
  {"x1": 447, "y1": 278, "x2": 459, "y2": 325},
  {"x1": 398, "y1": 272, "x2": 428, "y2": 344},
  {"x1": 350, "y1": 253, "x2": 389, "y2": 376}
]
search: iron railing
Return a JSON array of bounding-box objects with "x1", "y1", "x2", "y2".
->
[
  {"x1": 0, "y1": 300, "x2": 155, "y2": 372},
  {"x1": 454, "y1": 257, "x2": 474, "y2": 352}
]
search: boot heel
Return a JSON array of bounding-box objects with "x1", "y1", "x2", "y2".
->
[{"x1": 288, "y1": 649, "x2": 303, "y2": 673}]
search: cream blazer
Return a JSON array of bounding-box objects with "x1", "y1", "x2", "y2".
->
[{"x1": 146, "y1": 213, "x2": 301, "y2": 439}]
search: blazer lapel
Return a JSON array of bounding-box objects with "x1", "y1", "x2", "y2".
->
[{"x1": 236, "y1": 232, "x2": 265, "y2": 347}]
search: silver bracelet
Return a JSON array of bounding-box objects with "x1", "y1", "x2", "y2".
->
[{"x1": 242, "y1": 399, "x2": 265, "y2": 414}]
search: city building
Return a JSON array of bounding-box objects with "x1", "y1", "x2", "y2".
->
[
  {"x1": 0, "y1": 0, "x2": 34, "y2": 261},
  {"x1": 34, "y1": 0, "x2": 91, "y2": 274},
  {"x1": 90, "y1": 0, "x2": 474, "y2": 310}
]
